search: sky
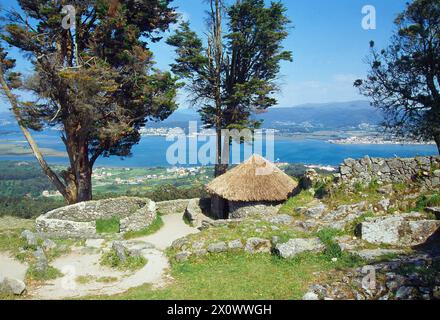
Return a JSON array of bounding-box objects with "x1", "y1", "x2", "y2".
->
[{"x1": 0, "y1": 0, "x2": 409, "y2": 112}]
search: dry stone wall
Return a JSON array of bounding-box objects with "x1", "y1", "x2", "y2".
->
[
  {"x1": 338, "y1": 156, "x2": 440, "y2": 188},
  {"x1": 36, "y1": 197, "x2": 156, "y2": 239}
]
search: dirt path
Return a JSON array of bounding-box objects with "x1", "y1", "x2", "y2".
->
[
  {"x1": 139, "y1": 213, "x2": 199, "y2": 250},
  {"x1": 29, "y1": 212, "x2": 199, "y2": 299},
  {"x1": 0, "y1": 252, "x2": 27, "y2": 282}
]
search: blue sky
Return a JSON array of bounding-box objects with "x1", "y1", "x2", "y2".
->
[{"x1": 0, "y1": 0, "x2": 408, "y2": 112}]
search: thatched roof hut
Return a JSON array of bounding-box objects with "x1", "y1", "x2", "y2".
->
[{"x1": 206, "y1": 154, "x2": 298, "y2": 218}]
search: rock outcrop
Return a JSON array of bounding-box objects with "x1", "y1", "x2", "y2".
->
[
  {"x1": 360, "y1": 212, "x2": 440, "y2": 246},
  {"x1": 274, "y1": 238, "x2": 325, "y2": 259},
  {"x1": 338, "y1": 156, "x2": 440, "y2": 188}
]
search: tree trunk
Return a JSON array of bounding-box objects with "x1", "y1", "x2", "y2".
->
[
  {"x1": 214, "y1": 128, "x2": 228, "y2": 177},
  {"x1": 434, "y1": 132, "x2": 440, "y2": 155},
  {"x1": 64, "y1": 127, "x2": 93, "y2": 202},
  {"x1": 76, "y1": 142, "x2": 92, "y2": 202},
  {"x1": 0, "y1": 67, "x2": 75, "y2": 203}
]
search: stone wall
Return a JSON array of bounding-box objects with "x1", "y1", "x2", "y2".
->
[
  {"x1": 36, "y1": 197, "x2": 156, "y2": 239},
  {"x1": 338, "y1": 156, "x2": 440, "y2": 188},
  {"x1": 156, "y1": 199, "x2": 193, "y2": 215},
  {"x1": 228, "y1": 201, "x2": 282, "y2": 219}
]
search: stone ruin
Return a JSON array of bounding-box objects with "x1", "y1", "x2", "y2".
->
[
  {"x1": 337, "y1": 155, "x2": 440, "y2": 188},
  {"x1": 36, "y1": 197, "x2": 156, "y2": 239}
]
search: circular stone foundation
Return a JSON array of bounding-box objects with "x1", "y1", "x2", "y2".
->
[{"x1": 36, "y1": 197, "x2": 156, "y2": 239}]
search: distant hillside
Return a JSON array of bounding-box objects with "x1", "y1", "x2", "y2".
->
[
  {"x1": 1, "y1": 100, "x2": 383, "y2": 133},
  {"x1": 151, "y1": 100, "x2": 383, "y2": 131},
  {"x1": 255, "y1": 100, "x2": 382, "y2": 131}
]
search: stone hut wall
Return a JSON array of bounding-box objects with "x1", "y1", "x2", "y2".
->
[
  {"x1": 228, "y1": 201, "x2": 282, "y2": 219},
  {"x1": 36, "y1": 197, "x2": 156, "y2": 239},
  {"x1": 156, "y1": 199, "x2": 194, "y2": 215},
  {"x1": 338, "y1": 156, "x2": 440, "y2": 188}
]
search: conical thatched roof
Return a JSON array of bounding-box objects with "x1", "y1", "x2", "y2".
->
[{"x1": 206, "y1": 154, "x2": 298, "y2": 202}]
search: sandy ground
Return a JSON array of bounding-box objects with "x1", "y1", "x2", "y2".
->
[
  {"x1": 139, "y1": 212, "x2": 199, "y2": 250},
  {"x1": 27, "y1": 212, "x2": 199, "y2": 299},
  {"x1": 0, "y1": 252, "x2": 27, "y2": 282}
]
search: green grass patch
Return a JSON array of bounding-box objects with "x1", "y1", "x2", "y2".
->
[
  {"x1": 415, "y1": 193, "x2": 440, "y2": 211},
  {"x1": 96, "y1": 276, "x2": 118, "y2": 283},
  {"x1": 100, "y1": 249, "x2": 147, "y2": 271},
  {"x1": 344, "y1": 211, "x2": 375, "y2": 235},
  {"x1": 323, "y1": 182, "x2": 382, "y2": 209},
  {"x1": 76, "y1": 275, "x2": 94, "y2": 284},
  {"x1": 123, "y1": 215, "x2": 164, "y2": 240},
  {"x1": 278, "y1": 191, "x2": 315, "y2": 215},
  {"x1": 89, "y1": 251, "x2": 363, "y2": 300},
  {"x1": 316, "y1": 228, "x2": 344, "y2": 259},
  {"x1": 26, "y1": 265, "x2": 63, "y2": 282},
  {"x1": 96, "y1": 217, "x2": 120, "y2": 234}
]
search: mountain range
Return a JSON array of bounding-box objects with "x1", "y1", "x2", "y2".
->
[
  {"x1": 153, "y1": 100, "x2": 383, "y2": 132},
  {"x1": 1, "y1": 100, "x2": 383, "y2": 133}
]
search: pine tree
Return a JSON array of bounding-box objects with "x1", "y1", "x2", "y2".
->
[
  {"x1": 355, "y1": 0, "x2": 440, "y2": 153},
  {"x1": 167, "y1": 0, "x2": 292, "y2": 176},
  {"x1": 1, "y1": 0, "x2": 180, "y2": 203}
]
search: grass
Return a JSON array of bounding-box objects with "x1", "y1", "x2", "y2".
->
[
  {"x1": 173, "y1": 219, "x2": 309, "y2": 253},
  {"x1": 123, "y1": 214, "x2": 164, "y2": 240},
  {"x1": 344, "y1": 211, "x2": 375, "y2": 235},
  {"x1": 26, "y1": 265, "x2": 63, "y2": 282},
  {"x1": 96, "y1": 217, "x2": 120, "y2": 234},
  {"x1": 100, "y1": 249, "x2": 147, "y2": 272},
  {"x1": 90, "y1": 251, "x2": 363, "y2": 300},
  {"x1": 76, "y1": 275, "x2": 118, "y2": 284},
  {"x1": 415, "y1": 193, "x2": 440, "y2": 211},
  {"x1": 278, "y1": 190, "x2": 315, "y2": 215}
]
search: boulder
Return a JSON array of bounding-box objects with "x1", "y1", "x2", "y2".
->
[
  {"x1": 175, "y1": 251, "x2": 191, "y2": 262},
  {"x1": 274, "y1": 238, "x2": 325, "y2": 259},
  {"x1": 227, "y1": 239, "x2": 243, "y2": 250},
  {"x1": 207, "y1": 242, "x2": 228, "y2": 253},
  {"x1": 360, "y1": 213, "x2": 440, "y2": 246},
  {"x1": 377, "y1": 199, "x2": 391, "y2": 212},
  {"x1": 171, "y1": 238, "x2": 190, "y2": 250},
  {"x1": 193, "y1": 249, "x2": 208, "y2": 257},
  {"x1": 42, "y1": 239, "x2": 57, "y2": 251},
  {"x1": 265, "y1": 214, "x2": 293, "y2": 225},
  {"x1": 184, "y1": 198, "x2": 203, "y2": 227},
  {"x1": 33, "y1": 247, "x2": 48, "y2": 273},
  {"x1": 395, "y1": 286, "x2": 418, "y2": 300},
  {"x1": 124, "y1": 241, "x2": 155, "y2": 257},
  {"x1": 112, "y1": 241, "x2": 128, "y2": 262},
  {"x1": 303, "y1": 291, "x2": 319, "y2": 300},
  {"x1": 112, "y1": 240, "x2": 154, "y2": 259},
  {"x1": 21, "y1": 230, "x2": 37, "y2": 247},
  {"x1": 353, "y1": 249, "x2": 404, "y2": 261},
  {"x1": 377, "y1": 184, "x2": 394, "y2": 195},
  {"x1": 0, "y1": 277, "x2": 26, "y2": 295},
  {"x1": 244, "y1": 238, "x2": 271, "y2": 254},
  {"x1": 304, "y1": 204, "x2": 327, "y2": 219},
  {"x1": 191, "y1": 241, "x2": 205, "y2": 250}
]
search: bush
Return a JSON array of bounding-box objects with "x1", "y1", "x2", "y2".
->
[
  {"x1": 0, "y1": 197, "x2": 65, "y2": 219},
  {"x1": 100, "y1": 250, "x2": 147, "y2": 271}
]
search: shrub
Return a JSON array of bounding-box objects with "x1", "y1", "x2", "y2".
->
[{"x1": 100, "y1": 250, "x2": 147, "y2": 271}]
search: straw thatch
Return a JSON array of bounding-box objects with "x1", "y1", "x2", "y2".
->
[{"x1": 206, "y1": 154, "x2": 298, "y2": 202}]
